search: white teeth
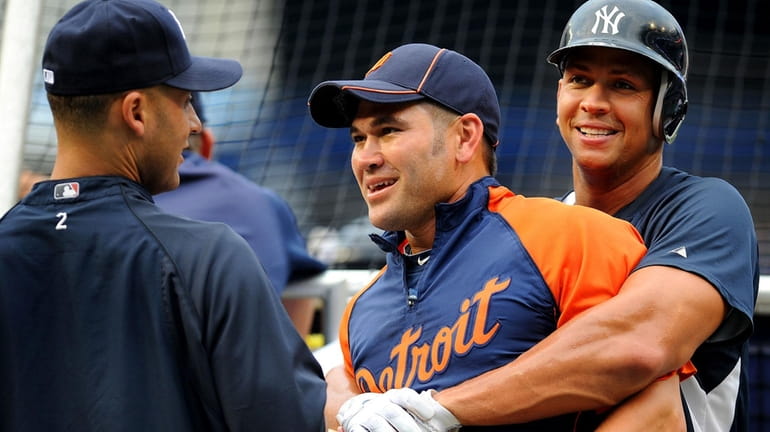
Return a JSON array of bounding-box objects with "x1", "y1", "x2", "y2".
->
[
  {"x1": 578, "y1": 127, "x2": 614, "y2": 136},
  {"x1": 369, "y1": 180, "x2": 395, "y2": 191}
]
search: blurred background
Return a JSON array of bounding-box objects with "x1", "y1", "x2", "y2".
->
[{"x1": 1, "y1": 0, "x2": 768, "y2": 428}]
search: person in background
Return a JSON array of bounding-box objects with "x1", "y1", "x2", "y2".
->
[
  {"x1": 0, "y1": 0, "x2": 326, "y2": 430},
  {"x1": 308, "y1": 42, "x2": 689, "y2": 431},
  {"x1": 154, "y1": 93, "x2": 327, "y2": 339}
]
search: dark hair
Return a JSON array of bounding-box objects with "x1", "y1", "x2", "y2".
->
[
  {"x1": 46, "y1": 92, "x2": 123, "y2": 134},
  {"x1": 425, "y1": 100, "x2": 497, "y2": 175},
  {"x1": 482, "y1": 137, "x2": 497, "y2": 176}
]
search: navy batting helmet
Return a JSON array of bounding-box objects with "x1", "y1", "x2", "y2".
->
[{"x1": 547, "y1": 0, "x2": 688, "y2": 144}]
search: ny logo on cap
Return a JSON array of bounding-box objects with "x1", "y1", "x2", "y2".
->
[{"x1": 591, "y1": 5, "x2": 626, "y2": 35}]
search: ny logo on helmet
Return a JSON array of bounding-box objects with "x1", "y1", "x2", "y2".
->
[{"x1": 591, "y1": 5, "x2": 625, "y2": 35}]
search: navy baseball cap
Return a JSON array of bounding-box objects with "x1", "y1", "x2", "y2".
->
[
  {"x1": 308, "y1": 43, "x2": 501, "y2": 147},
  {"x1": 42, "y1": 0, "x2": 243, "y2": 95}
]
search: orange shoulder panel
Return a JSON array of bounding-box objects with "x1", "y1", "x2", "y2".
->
[
  {"x1": 339, "y1": 266, "x2": 387, "y2": 380},
  {"x1": 487, "y1": 186, "x2": 647, "y2": 326}
]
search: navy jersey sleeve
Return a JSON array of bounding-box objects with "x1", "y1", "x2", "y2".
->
[
  {"x1": 166, "y1": 223, "x2": 326, "y2": 431},
  {"x1": 633, "y1": 177, "x2": 758, "y2": 342}
]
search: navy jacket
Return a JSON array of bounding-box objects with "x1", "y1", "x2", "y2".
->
[{"x1": 0, "y1": 176, "x2": 326, "y2": 431}]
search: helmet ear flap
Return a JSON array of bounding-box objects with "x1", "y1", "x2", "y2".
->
[{"x1": 654, "y1": 70, "x2": 688, "y2": 144}]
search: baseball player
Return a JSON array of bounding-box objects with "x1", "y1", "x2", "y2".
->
[
  {"x1": 0, "y1": 0, "x2": 325, "y2": 430},
  {"x1": 307, "y1": 43, "x2": 691, "y2": 431},
  {"x1": 550, "y1": 0, "x2": 758, "y2": 430}
]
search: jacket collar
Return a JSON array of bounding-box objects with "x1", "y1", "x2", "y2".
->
[{"x1": 371, "y1": 176, "x2": 500, "y2": 254}]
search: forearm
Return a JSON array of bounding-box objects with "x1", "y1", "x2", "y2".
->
[
  {"x1": 435, "y1": 309, "x2": 660, "y2": 424},
  {"x1": 596, "y1": 374, "x2": 685, "y2": 432},
  {"x1": 325, "y1": 365, "x2": 361, "y2": 429},
  {"x1": 435, "y1": 266, "x2": 724, "y2": 425}
]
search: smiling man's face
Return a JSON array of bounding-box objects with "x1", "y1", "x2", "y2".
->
[
  {"x1": 349, "y1": 100, "x2": 458, "y2": 235},
  {"x1": 556, "y1": 46, "x2": 661, "y2": 176}
]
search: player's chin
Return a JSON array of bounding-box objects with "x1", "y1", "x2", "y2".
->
[
  {"x1": 152, "y1": 173, "x2": 181, "y2": 195},
  {"x1": 366, "y1": 207, "x2": 399, "y2": 232},
  {"x1": 168, "y1": 172, "x2": 182, "y2": 191}
]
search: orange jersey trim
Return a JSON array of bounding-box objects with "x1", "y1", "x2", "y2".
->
[
  {"x1": 339, "y1": 266, "x2": 387, "y2": 381},
  {"x1": 487, "y1": 185, "x2": 647, "y2": 326}
]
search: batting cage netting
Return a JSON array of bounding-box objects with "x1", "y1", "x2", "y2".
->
[{"x1": 2, "y1": 0, "x2": 768, "y2": 429}]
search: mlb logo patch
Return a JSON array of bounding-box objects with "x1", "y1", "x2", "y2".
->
[{"x1": 54, "y1": 182, "x2": 80, "y2": 199}]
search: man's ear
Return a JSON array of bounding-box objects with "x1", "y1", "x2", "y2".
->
[
  {"x1": 121, "y1": 91, "x2": 146, "y2": 136},
  {"x1": 454, "y1": 113, "x2": 484, "y2": 164}
]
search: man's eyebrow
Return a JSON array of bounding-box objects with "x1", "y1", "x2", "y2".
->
[
  {"x1": 608, "y1": 66, "x2": 648, "y2": 78},
  {"x1": 565, "y1": 61, "x2": 590, "y2": 73},
  {"x1": 349, "y1": 114, "x2": 402, "y2": 134}
]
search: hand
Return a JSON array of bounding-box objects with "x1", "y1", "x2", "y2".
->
[
  {"x1": 337, "y1": 389, "x2": 462, "y2": 432},
  {"x1": 337, "y1": 392, "x2": 422, "y2": 432},
  {"x1": 385, "y1": 388, "x2": 461, "y2": 432}
]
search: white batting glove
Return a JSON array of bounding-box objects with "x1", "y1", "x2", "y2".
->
[
  {"x1": 337, "y1": 392, "x2": 422, "y2": 432},
  {"x1": 384, "y1": 388, "x2": 462, "y2": 432}
]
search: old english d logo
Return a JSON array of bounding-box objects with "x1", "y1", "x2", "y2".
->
[
  {"x1": 591, "y1": 5, "x2": 626, "y2": 35},
  {"x1": 366, "y1": 52, "x2": 392, "y2": 77}
]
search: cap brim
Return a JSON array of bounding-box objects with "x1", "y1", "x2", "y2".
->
[
  {"x1": 165, "y1": 56, "x2": 243, "y2": 92},
  {"x1": 308, "y1": 80, "x2": 424, "y2": 128},
  {"x1": 547, "y1": 42, "x2": 618, "y2": 66}
]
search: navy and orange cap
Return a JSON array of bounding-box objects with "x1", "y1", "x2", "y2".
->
[{"x1": 307, "y1": 43, "x2": 501, "y2": 148}]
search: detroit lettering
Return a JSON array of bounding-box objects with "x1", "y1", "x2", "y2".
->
[{"x1": 355, "y1": 277, "x2": 510, "y2": 392}]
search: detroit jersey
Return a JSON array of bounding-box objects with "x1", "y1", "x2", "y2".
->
[{"x1": 339, "y1": 176, "x2": 648, "y2": 431}]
